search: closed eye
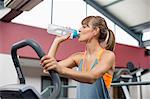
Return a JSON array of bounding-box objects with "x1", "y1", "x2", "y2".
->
[{"x1": 82, "y1": 25, "x2": 89, "y2": 28}]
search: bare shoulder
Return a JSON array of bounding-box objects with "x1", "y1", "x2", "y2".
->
[
  {"x1": 100, "y1": 50, "x2": 115, "y2": 74},
  {"x1": 70, "y1": 52, "x2": 84, "y2": 61},
  {"x1": 69, "y1": 52, "x2": 84, "y2": 65},
  {"x1": 102, "y1": 50, "x2": 115, "y2": 61},
  {"x1": 104, "y1": 50, "x2": 115, "y2": 56}
]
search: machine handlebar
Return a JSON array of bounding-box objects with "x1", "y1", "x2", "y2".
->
[{"x1": 11, "y1": 39, "x2": 61, "y2": 99}]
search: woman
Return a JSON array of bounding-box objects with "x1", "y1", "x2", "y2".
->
[{"x1": 41, "y1": 16, "x2": 115, "y2": 99}]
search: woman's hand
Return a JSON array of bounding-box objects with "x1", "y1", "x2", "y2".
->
[
  {"x1": 41, "y1": 55, "x2": 64, "y2": 74},
  {"x1": 54, "y1": 33, "x2": 71, "y2": 43}
]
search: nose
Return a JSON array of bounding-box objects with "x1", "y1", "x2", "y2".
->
[{"x1": 78, "y1": 28, "x2": 82, "y2": 32}]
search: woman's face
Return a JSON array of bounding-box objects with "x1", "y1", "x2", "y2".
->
[{"x1": 78, "y1": 24, "x2": 95, "y2": 42}]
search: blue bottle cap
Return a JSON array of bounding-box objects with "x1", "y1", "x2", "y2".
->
[{"x1": 73, "y1": 30, "x2": 79, "y2": 38}]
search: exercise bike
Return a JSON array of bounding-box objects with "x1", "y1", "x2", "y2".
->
[{"x1": 0, "y1": 39, "x2": 61, "y2": 99}]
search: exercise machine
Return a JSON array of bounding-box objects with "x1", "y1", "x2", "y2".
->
[
  {"x1": 112, "y1": 66, "x2": 150, "y2": 99},
  {"x1": 113, "y1": 68, "x2": 132, "y2": 99},
  {"x1": 0, "y1": 39, "x2": 61, "y2": 99}
]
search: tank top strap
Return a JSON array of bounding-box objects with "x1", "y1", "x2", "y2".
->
[
  {"x1": 81, "y1": 50, "x2": 91, "y2": 72},
  {"x1": 78, "y1": 59, "x2": 83, "y2": 71},
  {"x1": 91, "y1": 48, "x2": 105, "y2": 69},
  {"x1": 80, "y1": 48, "x2": 105, "y2": 72},
  {"x1": 97, "y1": 48, "x2": 105, "y2": 61}
]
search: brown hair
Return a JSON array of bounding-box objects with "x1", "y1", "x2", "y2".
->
[{"x1": 81, "y1": 16, "x2": 115, "y2": 51}]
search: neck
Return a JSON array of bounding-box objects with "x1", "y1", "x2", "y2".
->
[{"x1": 85, "y1": 39, "x2": 102, "y2": 55}]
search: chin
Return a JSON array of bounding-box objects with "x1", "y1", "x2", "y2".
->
[
  {"x1": 78, "y1": 38, "x2": 86, "y2": 42},
  {"x1": 78, "y1": 38, "x2": 82, "y2": 42},
  {"x1": 78, "y1": 38, "x2": 81, "y2": 42}
]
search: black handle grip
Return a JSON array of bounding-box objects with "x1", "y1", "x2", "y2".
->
[{"x1": 11, "y1": 39, "x2": 61, "y2": 99}]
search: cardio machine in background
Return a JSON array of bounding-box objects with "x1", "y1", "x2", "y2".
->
[
  {"x1": 0, "y1": 39, "x2": 61, "y2": 99},
  {"x1": 112, "y1": 62, "x2": 150, "y2": 99}
]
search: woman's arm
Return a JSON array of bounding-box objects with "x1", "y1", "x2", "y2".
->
[
  {"x1": 62, "y1": 51, "x2": 115, "y2": 83},
  {"x1": 42, "y1": 52, "x2": 82, "y2": 70},
  {"x1": 48, "y1": 34, "x2": 71, "y2": 57},
  {"x1": 48, "y1": 39, "x2": 60, "y2": 57},
  {"x1": 42, "y1": 50, "x2": 115, "y2": 84},
  {"x1": 44, "y1": 34, "x2": 79, "y2": 69}
]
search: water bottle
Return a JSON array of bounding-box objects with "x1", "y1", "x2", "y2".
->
[{"x1": 47, "y1": 24, "x2": 79, "y2": 39}]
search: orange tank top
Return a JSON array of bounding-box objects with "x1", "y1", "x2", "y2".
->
[{"x1": 81, "y1": 48, "x2": 113, "y2": 88}]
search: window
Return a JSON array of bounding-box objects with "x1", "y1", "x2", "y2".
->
[
  {"x1": 52, "y1": 0, "x2": 86, "y2": 29},
  {"x1": 115, "y1": 25, "x2": 139, "y2": 47},
  {"x1": 12, "y1": 0, "x2": 52, "y2": 28},
  {"x1": 86, "y1": 3, "x2": 139, "y2": 47}
]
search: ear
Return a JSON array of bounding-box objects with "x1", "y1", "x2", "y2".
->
[{"x1": 93, "y1": 27, "x2": 100, "y2": 36}]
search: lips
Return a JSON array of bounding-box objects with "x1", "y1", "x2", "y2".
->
[{"x1": 78, "y1": 34, "x2": 80, "y2": 38}]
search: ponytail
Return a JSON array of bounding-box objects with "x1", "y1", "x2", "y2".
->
[{"x1": 105, "y1": 29, "x2": 115, "y2": 51}]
